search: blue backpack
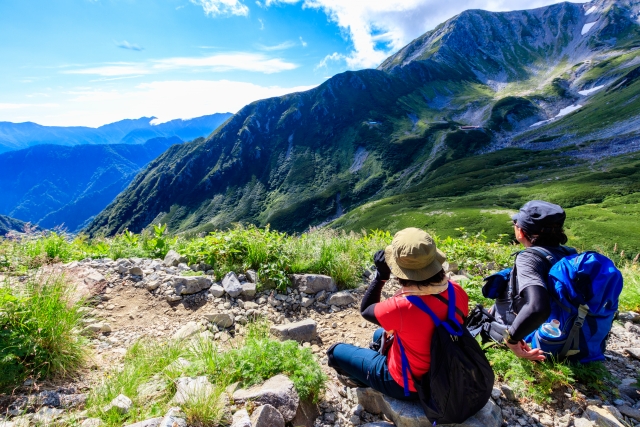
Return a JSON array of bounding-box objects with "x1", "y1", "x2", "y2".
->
[{"x1": 524, "y1": 249, "x2": 623, "y2": 363}]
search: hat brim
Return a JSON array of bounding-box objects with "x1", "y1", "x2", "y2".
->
[{"x1": 384, "y1": 245, "x2": 446, "y2": 281}]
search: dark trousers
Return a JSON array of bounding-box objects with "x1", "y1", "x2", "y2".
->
[{"x1": 327, "y1": 328, "x2": 418, "y2": 401}]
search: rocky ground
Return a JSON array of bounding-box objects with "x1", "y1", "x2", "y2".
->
[{"x1": 1, "y1": 250, "x2": 640, "y2": 427}]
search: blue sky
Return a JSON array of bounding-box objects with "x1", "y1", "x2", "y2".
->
[{"x1": 0, "y1": 0, "x2": 587, "y2": 127}]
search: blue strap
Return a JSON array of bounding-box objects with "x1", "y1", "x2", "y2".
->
[
  {"x1": 395, "y1": 335, "x2": 413, "y2": 397},
  {"x1": 406, "y1": 285, "x2": 464, "y2": 336}
]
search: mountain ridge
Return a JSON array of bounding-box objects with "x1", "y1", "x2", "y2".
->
[{"x1": 85, "y1": 0, "x2": 640, "y2": 238}]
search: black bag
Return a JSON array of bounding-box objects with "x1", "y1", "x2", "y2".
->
[{"x1": 396, "y1": 286, "x2": 495, "y2": 425}]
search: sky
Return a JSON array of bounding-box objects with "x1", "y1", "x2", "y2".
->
[{"x1": 0, "y1": 0, "x2": 589, "y2": 127}]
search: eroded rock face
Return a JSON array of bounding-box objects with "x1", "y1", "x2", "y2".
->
[
  {"x1": 270, "y1": 319, "x2": 317, "y2": 342},
  {"x1": 291, "y1": 274, "x2": 337, "y2": 294},
  {"x1": 356, "y1": 388, "x2": 501, "y2": 427},
  {"x1": 233, "y1": 375, "x2": 300, "y2": 422}
]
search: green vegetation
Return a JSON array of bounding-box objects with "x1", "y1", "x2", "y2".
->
[
  {"x1": 487, "y1": 97, "x2": 541, "y2": 132},
  {"x1": 0, "y1": 274, "x2": 88, "y2": 391},
  {"x1": 87, "y1": 322, "x2": 326, "y2": 427}
]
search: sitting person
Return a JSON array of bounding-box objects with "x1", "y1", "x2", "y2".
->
[
  {"x1": 326, "y1": 227, "x2": 468, "y2": 400},
  {"x1": 490, "y1": 200, "x2": 576, "y2": 361}
]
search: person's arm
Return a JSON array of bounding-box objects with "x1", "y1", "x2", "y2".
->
[
  {"x1": 507, "y1": 286, "x2": 551, "y2": 341},
  {"x1": 360, "y1": 250, "x2": 390, "y2": 326}
]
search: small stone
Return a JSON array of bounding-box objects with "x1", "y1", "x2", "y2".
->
[
  {"x1": 585, "y1": 405, "x2": 625, "y2": 427},
  {"x1": 619, "y1": 311, "x2": 640, "y2": 323},
  {"x1": 173, "y1": 376, "x2": 214, "y2": 405},
  {"x1": 159, "y1": 407, "x2": 187, "y2": 427},
  {"x1": 81, "y1": 419, "x2": 103, "y2": 427},
  {"x1": 107, "y1": 394, "x2": 132, "y2": 415},
  {"x1": 129, "y1": 266, "x2": 144, "y2": 276},
  {"x1": 250, "y1": 404, "x2": 285, "y2": 427},
  {"x1": 501, "y1": 384, "x2": 516, "y2": 401},
  {"x1": 491, "y1": 387, "x2": 501, "y2": 400},
  {"x1": 85, "y1": 322, "x2": 112, "y2": 333},
  {"x1": 243, "y1": 301, "x2": 259, "y2": 310},
  {"x1": 233, "y1": 375, "x2": 300, "y2": 422},
  {"x1": 270, "y1": 319, "x2": 317, "y2": 342},
  {"x1": 301, "y1": 297, "x2": 314, "y2": 307},
  {"x1": 231, "y1": 409, "x2": 252, "y2": 427},
  {"x1": 172, "y1": 322, "x2": 203, "y2": 340},
  {"x1": 174, "y1": 276, "x2": 212, "y2": 295},
  {"x1": 164, "y1": 250, "x2": 186, "y2": 267},
  {"x1": 626, "y1": 348, "x2": 640, "y2": 360},
  {"x1": 33, "y1": 407, "x2": 64, "y2": 424},
  {"x1": 246, "y1": 270, "x2": 258, "y2": 283},
  {"x1": 222, "y1": 272, "x2": 243, "y2": 297},
  {"x1": 327, "y1": 291, "x2": 356, "y2": 307},
  {"x1": 124, "y1": 417, "x2": 163, "y2": 427},
  {"x1": 573, "y1": 418, "x2": 595, "y2": 427},
  {"x1": 209, "y1": 284, "x2": 225, "y2": 297},
  {"x1": 291, "y1": 274, "x2": 337, "y2": 294},
  {"x1": 241, "y1": 282, "x2": 257, "y2": 298},
  {"x1": 204, "y1": 313, "x2": 234, "y2": 328}
]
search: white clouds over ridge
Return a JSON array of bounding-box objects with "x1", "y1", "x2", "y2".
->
[
  {"x1": 190, "y1": 0, "x2": 249, "y2": 16},
  {"x1": 262, "y1": 0, "x2": 590, "y2": 69}
]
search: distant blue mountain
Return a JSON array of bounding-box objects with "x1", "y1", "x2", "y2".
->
[
  {"x1": 0, "y1": 113, "x2": 232, "y2": 153},
  {"x1": 0, "y1": 136, "x2": 184, "y2": 232}
]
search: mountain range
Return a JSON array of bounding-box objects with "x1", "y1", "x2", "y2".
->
[
  {"x1": 85, "y1": 0, "x2": 640, "y2": 248},
  {"x1": 0, "y1": 113, "x2": 232, "y2": 153}
]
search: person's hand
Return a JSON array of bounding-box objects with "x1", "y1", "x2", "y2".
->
[
  {"x1": 505, "y1": 340, "x2": 546, "y2": 361},
  {"x1": 374, "y1": 250, "x2": 391, "y2": 281}
]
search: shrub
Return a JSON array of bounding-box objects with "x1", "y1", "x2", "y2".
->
[{"x1": 0, "y1": 274, "x2": 88, "y2": 391}]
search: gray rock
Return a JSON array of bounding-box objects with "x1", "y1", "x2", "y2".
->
[
  {"x1": 129, "y1": 266, "x2": 144, "y2": 276},
  {"x1": 626, "y1": 348, "x2": 640, "y2": 360},
  {"x1": 301, "y1": 297, "x2": 315, "y2": 308},
  {"x1": 619, "y1": 311, "x2": 640, "y2": 323},
  {"x1": 573, "y1": 418, "x2": 595, "y2": 427},
  {"x1": 37, "y1": 390, "x2": 61, "y2": 407},
  {"x1": 356, "y1": 387, "x2": 501, "y2": 427},
  {"x1": 327, "y1": 291, "x2": 356, "y2": 307},
  {"x1": 173, "y1": 376, "x2": 214, "y2": 405},
  {"x1": 233, "y1": 374, "x2": 300, "y2": 422},
  {"x1": 145, "y1": 280, "x2": 161, "y2": 291},
  {"x1": 618, "y1": 384, "x2": 639, "y2": 400},
  {"x1": 585, "y1": 405, "x2": 625, "y2": 427},
  {"x1": 174, "y1": 276, "x2": 212, "y2": 295},
  {"x1": 490, "y1": 387, "x2": 501, "y2": 400},
  {"x1": 291, "y1": 399, "x2": 320, "y2": 427},
  {"x1": 361, "y1": 423, "x2": 395, "y2": 427},
  {"x1": 500, "y1": 384, "x2": 516, "y2": 401},
  {"x1": 106, "y1": 394, "x2": 132, "y2": 415},
  {"x1": 243, "y1": 301, "x2": 259, "y2": 310},
  {"x1": 231, "y1": 409, "x2": 252, "y2": 427},
  {"x1": 85, "y1": 322, "x2": 112, "y2": 333},
  {"x1": 137, "y1": 378, "x2": 167, "y2": 400},
  {"x1": 32, "y1": 407, "x2": 64, "y2": 424},
  {"x1": 81, "y1": 419, "x2": 104, "y2": 427},
  {"x1": 124, "y1": 418, "x2": 162, "y2": 427},
  {"x1": 159, "y1": 407, "x2": 187, "y2": 427},
  {"x1": 172, "y1": 321, "x2": 203, "y2": 340},
  {"x1": 241, "y1": 282, "x2": 257, "y2": 298},
  {"x1": 270, "y1": 319, "x2": 317, "y2": 342},
  {"x1": 222, "y1": 272, "x2": 243, "y2": 297},
  {"x1": 209, "y1": 284, "x2": 224, "y2": 297},
  {"x1": 617, "y1": 405, "x2": 640, "y2": 421},
  {"x1": 291, "y1": 274, "x2": 337, "y2": 294},
  {"x1": 164, "y1": 250, "x2": 186, "y2": 267},
  {"x1": 251, "y1": 404, "x2": 285, "y2": 427},
  {"x1": 204, "y1": 313, "x2": 234, "y2": 328},
  {"x1": 246, "y1": 270, "x2": 258, "y2": 283}
]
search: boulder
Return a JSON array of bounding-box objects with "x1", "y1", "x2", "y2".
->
[
  {"x1": 291, "y1": 274, "x2": 337, "y2": 294},
  {"x1": 301, "y1": 297, "x2": 314, "y2": 308},
  {"x1": 617, "y1": 405, "x2": 640, "y2": 422},
  {"x1": 222, "y1": 272, "x2": 243, "y2": 297},
  {"x1": 204, "y1": 313, "x2": 235, "y2": 328},
  {"x1": 124, "y1": 418, "x2": 162, "y2": 427},
  {"x1": 356, "y1": 388, "x2": 501, "y2": 427},
  {"x1": 173, "y1": 376, "x2": 214, "y2": 405},
  {"x1": 84, "y1": 322, "x2": 112, "y2": 333},
  {"x1": 270, "y1": 319, "x2": 317, "y2": 342},
  {"x1": 172, "y1": 322, "x2": 204, "y2": 340},
  {"x1": 105, "y1": 394, "x2": 132, "y2": 415},
  {"x1": 291, "y1": 399, "x2": 320, "y2": 427},
  {"x1": 585, "y1": 405, "x2": 625, "y2": 427},
  {"x1": 500, "y1": 384, "x2": 516, "y2": 401},
  {"x1": 626, "y1": 348, "x2": 640, "y2": 361},
  {"x1": 327, "y1": 291, "x2": 356, "y2": 307},
  {"x1": 241, "y1": 282, "x2": 257, "y2": 298},
  {"x1": 233, "y1": 375, "x2": 300, "y2": 422},
  {"x1": 251, "y1": 404, "x2": 285, "y2": 427},
  {"x1": 174, "y1": 276, "x2": 212, "y2": 295},
  {"x1": 231, "y1": 409, "x2": 252, "y2": 427},
  {"x1": 209, "y1": 284, "x2": 225, "y2": 298},
  {"x1": 164, "y1": 250, "x2": 186, "y2": 267}
]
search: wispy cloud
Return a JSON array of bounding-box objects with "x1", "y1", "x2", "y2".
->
[
  {"x1": 190, "y1": 0, "x2": 249, "y2": 16},
  {"x1": 258, "y1": 18, "x2": 265, "y2": 29},
  {"x1": 299, "y1": 36, "x2": 307, "y2": 47},
  {"x1": 116, "y1": 40, "x2": 144, "y2": 51},
  {"x1": 62, "y1": 53, "x2": 298, "y2": 76},
  {"x1": 0, "y1": 103, "x2": 58, "y2": 110},
  {"x1": 316, "y1": 52, "x2": 343, "y2": 69},
  {"x1": 256, "y1": 41, "x2": 296, "y2": 51}
]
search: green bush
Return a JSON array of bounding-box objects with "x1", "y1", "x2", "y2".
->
[{"x1": 0, "y1": 275, "x2": 88, "y2": 390}]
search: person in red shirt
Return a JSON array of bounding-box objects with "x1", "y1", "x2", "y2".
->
[{"x1": 327, "y1": 228, "x2": 469, "y2": 400}]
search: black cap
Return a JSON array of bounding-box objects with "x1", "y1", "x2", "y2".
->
[{"x1": 511, "y1": 200, "x2": 566, "y2": 235}]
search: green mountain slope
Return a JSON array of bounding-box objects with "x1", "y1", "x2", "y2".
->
[
  {"x1": 86, "y1": 0, "x2": 640, "y2": 256},
  {"x1": 0, "y1": 215, "x2": 34, "y2": 236}
]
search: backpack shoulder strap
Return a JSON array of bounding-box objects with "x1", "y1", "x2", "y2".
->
[
  {"x1": 432, "y1": 294, "x2": 466, "y2": 321},
  {"x1": 406, "y1": 285, "x2": 464, "y2": 336},
  {"x1": 525, "y1": 246, "x2": 556, "y2": 266}
]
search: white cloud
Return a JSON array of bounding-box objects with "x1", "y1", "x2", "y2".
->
[
  {"x1": 265, "y1": 0, "x2": 589, "y2": 69},
  {"x1": 316, "y1": 52, "x2": 344, "y2": 69},
  {"x1": 256, "y1": 41, "x2": 297, "y2": 51},
  {"x1": 63, "y1": 53, "x2": 298, "y2": 76},
  {"x1": 0, "y1": 80, "x2": 318, "y2": 127},
  {"x1": 299, "y1": 36, "x2": 307, "y2": 47},
  {"x1": 116, "y1": 40, "x2": 144, "y2": 51},
  {"x1": 190, "y1": 0, "x2": 249, "y2": 16}
]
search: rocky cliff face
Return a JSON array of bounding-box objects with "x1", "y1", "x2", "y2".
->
[{"x1": 86, "y1": 0, "x2": 640, "y2": 236}]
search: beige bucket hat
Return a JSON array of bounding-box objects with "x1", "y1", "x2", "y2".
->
[{"x1": 384, "y1": 228, "x2": 446, "y2": 281}]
